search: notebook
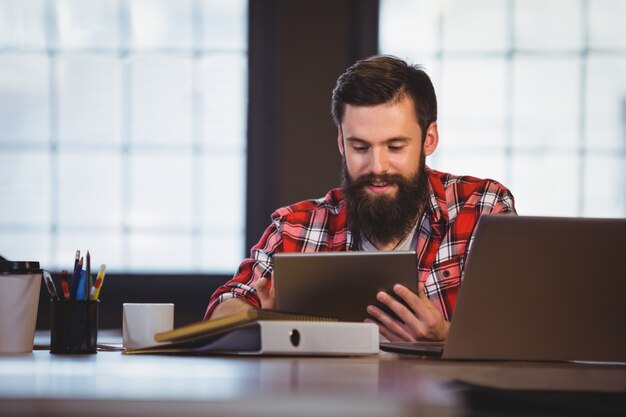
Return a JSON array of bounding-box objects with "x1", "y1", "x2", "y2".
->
[
  {"x1": 273, "y1": 251, "x2": 418, "y2": 322},
  {"x1": 381, "y1": 215, "x2": 626, "y2": 362},
  {"x1": 154, "y1": 309, "x2": 336, "y2": 343}
]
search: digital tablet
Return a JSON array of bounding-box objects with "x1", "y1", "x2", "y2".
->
[{"x1": 273, "y1": 251, "x2": 418, "y2": 322}]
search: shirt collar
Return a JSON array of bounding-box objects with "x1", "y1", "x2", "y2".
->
[{"x1": 424, "y1": 165, "x2": 449, "y2": 226}]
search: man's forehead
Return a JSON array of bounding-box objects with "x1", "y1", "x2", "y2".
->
[{"x1": 340, "y1": 99, "x2": 422, "y2": 142}]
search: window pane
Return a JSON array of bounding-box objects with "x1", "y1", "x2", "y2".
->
[
  {"x1": 0, "y1": 54, "x2": 49, "y2": 143},
  {"x1": 129, "y1": 153, "x2": 193, "y2": 229},
  {"x1": 515, "y1": 0, "x2": 583, "y2": 51},
  {"x1": 200, "y1": 54, "x2": 246, "y2": 149},
  {"x1": 585, "y1": 56, "x2": 626, "y2": 151},
  {"x1": 202, "y1": 153, "x2": 245, "y2": 232},
  {"x1": 442, "y1": 0, "x2": 508, "y2": 53},
  {"x1": 57, "y1": 152, "x2": 122, "y2": 228},
  {"x1": 583, "y1": 154, "x2": 626, "y2": 217},
  {"x1": 510, "y1": 152, "x2": 579, "y2": 216},
  {"x1": 130, "y1": 55, "x2": 193, "y2": 146},
  {"x1": 0, "y1": 151, "x2": 51, "y2": 227},
  {"x1": 58, "y1": 54, "x2": 121, "y2": 145},
  {"x1": 56, "y1": 0, "x2": 119, "y2": 49},
  {"x1": 202, "y1": 233, "x2": 244, "y2": 274},
  {"x1": 128, "y1": 232, "x2": 193, "y2": 273},
  {"x1": 128, "y1": 0, "x2": 193, "y2": 50},
  {"x1": 0, "y1": 231, "x2": 50, "y2": 264},
  {"x1": 438, "y1": 58, "x2": 507, "y2": 150},
  {"x1": 589, "y1": 0, "x2": 626, "y2": 50},
  {"x1": 0, "y1": 0, "x2": 47, "y2": 49},
  {"x1": 200, "y1": 0, "x2": 247, "y2": 50},
  {"x1": 379, "y1": 0, "x2": 440, "y2": 56},
  {"x1": 512, "y1": 56, "x2": 581, "y2": 150},
  {"x1": 430, "y1": 151, "x2": 508, "y2": 186}
]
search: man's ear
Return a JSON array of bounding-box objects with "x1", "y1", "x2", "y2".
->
[
  {"x1": 337, "y1": 127, "x2": 345, "y2": 157},
  {"x1": 423, "y1": 122, "x2": 439, "y2": 156}
]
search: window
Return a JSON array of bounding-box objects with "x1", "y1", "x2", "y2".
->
[
  {"x1": 380, "y1": 0, "x2": 626, "y2": 217},
  {"x1": 0, "y1": 0, "x2": 248, "y2": 273}
]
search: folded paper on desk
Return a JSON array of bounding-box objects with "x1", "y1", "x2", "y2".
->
[{"x1": 124, "y1": 309, "x2": 380, "y2": 356}]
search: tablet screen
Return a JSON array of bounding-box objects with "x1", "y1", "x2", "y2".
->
[{"x1": 273, "y1": 251, "x2": 418, "y2": 322}]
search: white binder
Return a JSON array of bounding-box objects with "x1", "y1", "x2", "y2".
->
[
  {"x1": 127, "y1": 321, "x2": 380, "y2": 356},
  {"x1": 230, "y1": 321, "x2": 379, "y2": 355}
]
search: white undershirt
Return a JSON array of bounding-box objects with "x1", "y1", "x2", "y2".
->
[{"x1": 359, "y1": 220, "x2": 419, "y2": 252}]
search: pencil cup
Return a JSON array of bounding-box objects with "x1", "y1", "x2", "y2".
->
[{"x1": 50, "y1": 300, "x2": 99, "y2": 354}]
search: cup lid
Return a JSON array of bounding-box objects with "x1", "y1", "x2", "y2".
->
[{"x1": 0, "y1": 261, "x2": 42, "y2": 274}]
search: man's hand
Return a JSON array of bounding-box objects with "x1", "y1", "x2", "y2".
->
[
  {"x1": 210, "y1": 298, "x2": 253, "y2": 320},
  {"x1": 255, "y1": 275, "x2": 275, "y2": 309},
  {"x1": 209, "y1": 275, "x2": 275, "y2": 320},
  {"x1": 365, "y1": 283, "x2": 450, "y2": 342}
]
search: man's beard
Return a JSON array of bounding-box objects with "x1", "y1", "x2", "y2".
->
[{"x1": 342, "y1": 155, "x2": 429, "y2": 248}]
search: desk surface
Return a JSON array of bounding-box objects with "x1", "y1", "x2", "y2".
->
[{"x1": 1, "y1": 347, "x2": 625, "y2": 417}]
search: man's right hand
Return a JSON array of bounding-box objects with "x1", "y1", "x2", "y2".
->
[
  {"x1": 209, "y1": 298, "x2": 252, "y2": 320},
  {"x1": 209, "y1": 275, "x2": 275, "y2": 320},
  {"x1": 255, "y1": 276, "x2": 275, "y2": 309}
]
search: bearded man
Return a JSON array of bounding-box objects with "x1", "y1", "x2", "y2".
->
[{"x1": 204, "y1": 55, "x2": 516, "y2": 342}]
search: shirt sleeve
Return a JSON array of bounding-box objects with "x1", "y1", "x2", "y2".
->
[
  {"x1": 464, "y1": 180, "x2": 517, "y2": 260},
  {"x1": 203, "y1": 217, "x2": 283, "y2": 320},
  {"x1": 491, "y1": 182, "x2": 517, "y2": 215}
]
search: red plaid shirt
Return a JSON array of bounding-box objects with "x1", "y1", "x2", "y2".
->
[{"x1": 205, "y1": 167, "x2": 516, "y2": 320}]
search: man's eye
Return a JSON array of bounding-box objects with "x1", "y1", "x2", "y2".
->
[
  {"x1": 353, "y1": 146, "x2": 369, "y2": 152},
  {"x1": 389, "y1": 145, "x2": 404, "y2": 151}
]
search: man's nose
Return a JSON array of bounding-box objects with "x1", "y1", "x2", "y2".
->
[{"x1": 370, "y1": 148, "x2": 389, "y2": 175}]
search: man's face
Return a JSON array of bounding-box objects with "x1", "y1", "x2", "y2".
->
[
  {"x1": 339, "y1": 95, "x2": 436, "y2": 197},
  {"x1": 338, "y1": 95, "x2": 439, "y2": 246}
]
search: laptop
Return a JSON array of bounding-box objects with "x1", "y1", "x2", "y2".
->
[
  {"x1": 273, "y1": 251, "x2": 418, "y2": 322},
  {"x1": 381, "y1": 215, "x2": 626, "y2": 362}
]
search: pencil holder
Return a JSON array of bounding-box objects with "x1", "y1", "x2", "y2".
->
[{"x1": 50, "y1": 300, "x2": 99, "y2": 354}]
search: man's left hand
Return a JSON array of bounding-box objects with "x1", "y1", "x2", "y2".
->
[{"x1": 365, "y1": 283, "x2": 450, "y2": 342}]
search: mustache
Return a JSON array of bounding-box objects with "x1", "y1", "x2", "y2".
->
[{"x1": 344, "y1": 172, "x2": 409, "y2": 189}]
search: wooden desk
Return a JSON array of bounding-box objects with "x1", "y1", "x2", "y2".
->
[{"x1": 0, "y1": 350, "x2": 624, "y2": 417}]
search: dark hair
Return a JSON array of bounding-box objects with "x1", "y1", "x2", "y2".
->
[{"x1": 331, "y1": 55, "x2": 437, "y2": 139}]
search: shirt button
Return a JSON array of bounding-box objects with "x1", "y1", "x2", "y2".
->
[{"x1": 443, "y1": 270, "x2": 450, "y2": 278}]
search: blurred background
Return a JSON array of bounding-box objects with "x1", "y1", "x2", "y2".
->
[{"x1": 1, "y1": 0, "x2": 625, "y2": 277}]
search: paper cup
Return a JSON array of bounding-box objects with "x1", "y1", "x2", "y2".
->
[
  {"x1": 122, "y1": 303, "x2": 174, "y2": 349},
  {"x1": 0, "y1": 261, "x2": 42, "y2": 354}
]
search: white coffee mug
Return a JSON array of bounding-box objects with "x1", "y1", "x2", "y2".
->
[
  {"x1": 0, "y1": 261, "x2": 43, "y2": 354},
  {"x1": 122, "y1": 303, "x2": 174, "y2": 349}
]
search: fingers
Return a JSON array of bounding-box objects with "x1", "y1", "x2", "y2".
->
[
  {"x1": 374, "y1": 290, "x2": 429, "y2": 338},
  {"x1": 392, "y1": 283, "x2": 450, "y2": 341},
  {"x1": 382, "y1": 287, "x2": 424, "y2": 325},
  {"x1": 256, "y1": 277, "x2": 268, "y2": 294},
  {"x1": 417, "y1": 281, "x2": 427, "y2": 299},
  {"x1": 377, "y1": 323, "x2": 406, "y2": 343},
  {"x1": 255, "y1": 277, "x2": 275, "y2": 309},
  {"x1": 366, "y1": 304, "x2": 416, "y2": 342},
  {"x1": 394, "y1": 284, "x2": 430, "y2": 320}
]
